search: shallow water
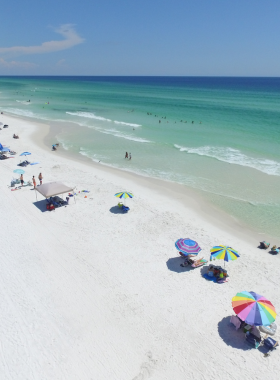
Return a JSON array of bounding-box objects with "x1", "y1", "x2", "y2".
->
[{"x1": 1, "y1": 76, "x2": 280, "y2": 237}]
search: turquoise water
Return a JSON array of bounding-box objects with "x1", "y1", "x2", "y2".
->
[{"x1": 1, "y1": 76, "x2": 280, "y2": 237}]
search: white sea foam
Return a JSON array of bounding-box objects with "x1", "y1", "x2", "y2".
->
[
  {"x1": 79, "y1": 148, "x2": 108, "y2": 162},
  {"x1": 174, "y1": 144, "x2": 280, "y2": 176},
  {"x1": 16, "y1": 100, "x2": 31, "y2": 105},
  {"x1": 98, "y1": 128, "x2": 151, "y2": 143},
  {"x1": 114, "y1": 121, "x2": 141, "y2": 127},
  {"x1": 4, "y1": 108, "x2": 36, "y2": 118},
  {"x1": 66, "y1": 111, "x2": 111, "y2": 122}
]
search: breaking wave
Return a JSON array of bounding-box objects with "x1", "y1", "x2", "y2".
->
[
  {"x1": 97, "y1": 128, "x2": 151, "y2": 143},
  {"x1": 3, "y1": 108, "x2": 36, "y2": 118},
  {"x1": 174, "y1": 145, "x2": 280, "y2": 176},
  {"x1": 16, "y1": 100, "x2": 31, "y2": 105},
  {"x1": 66, "y1": 111, "x2": 141, "y2": 127},
  {"x1": 113, "y1": 121, "x2": 141, "y2": 127},
  {"x1": 66, "y1": 111, "x2": 111, "y2": 122}
]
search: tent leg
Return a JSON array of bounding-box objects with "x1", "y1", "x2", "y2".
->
[
  {"x1": 73, "y1": 191, "x2": 76, "y2": 203},
  {"x1": 35, "y1": 190, "x2": 37, "y2": 201}
]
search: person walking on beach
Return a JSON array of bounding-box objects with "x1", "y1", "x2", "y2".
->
[
  {"x1": 129, "y1": 153, "x2": 132, "y2": 160},
  {"x1": 20, "y1": 174, "x2": 24, "y2": 186},
  {"x1": 38, "y1": 173, "x2": 43, "y2": 185},
  {"x1": 32, "y1": 176, "x2": 36, "y2": 189},
  {"x1": 125, "y1": 152, "x2": 128, "y2": 159}
]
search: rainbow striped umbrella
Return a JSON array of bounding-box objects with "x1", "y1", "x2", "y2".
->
[
  {"x1": 232, "y1": 291, "x2": 276, "y2": 326},
  {"x1": 210, "y1": 245, "x2": 239, "y2": 265},
  {"x1": 175, "y1": 238, "x2": 201, "y2": 256}
]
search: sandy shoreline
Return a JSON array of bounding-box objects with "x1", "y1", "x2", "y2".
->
[
  {"x1": 31, "y1": 114, "x2": 269, "y2": 244},
  {"x1": 0, "y1": 112, "x2": 279, "y2": 379}
]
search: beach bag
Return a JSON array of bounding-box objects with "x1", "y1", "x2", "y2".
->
[{"x1": 264, "y1": 337, "x2": 278, "y2": 350}]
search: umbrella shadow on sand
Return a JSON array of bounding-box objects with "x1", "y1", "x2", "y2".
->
[
  {"x1": 218, "y1": 316, "x2": 252, "y2": 351},
  {"x1": 109, "y1": 206, "x2": 125, "y2": 214},
  {"x1": 166, "y1": 257, "x2": 194, "y2": 273}
]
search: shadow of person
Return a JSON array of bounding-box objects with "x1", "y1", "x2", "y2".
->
[
  {"x1": 109, "y1": 205, "x2": 124, "y2": 214},
  {"x1": 218, "y1": 316, "x2": 251, "y2": 350},
  {"x1": 268, "y1": 249, "x2": 279, "y2": 255},
  {"x1": 166, "y1": 257, "x2": 193, "y2": 273}
]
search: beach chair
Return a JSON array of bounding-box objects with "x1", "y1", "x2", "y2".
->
[
  {"x1": 263, "y1": 337, "x2": 279, "y2": 356},
  {"x1": 122, "y1": 205, "x2": 130, "y2": 212},
  {"x1": 230, "y1": 315, "x2": 242, "y2": 330}
]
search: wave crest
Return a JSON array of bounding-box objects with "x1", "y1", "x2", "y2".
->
[
  {"x1": 174, "y1": 145, "x2": 280, "y2": 176},
  {"x1": 66, "y1": 111, "x2": 111, "y2": 122},
  {"x1": 114, "y1": 121, "x2": 141, "y2": 127}
]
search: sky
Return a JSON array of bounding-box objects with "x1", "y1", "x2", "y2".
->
[{"x1": 0, "y1": 0, "x2": 280, "y2": 76}]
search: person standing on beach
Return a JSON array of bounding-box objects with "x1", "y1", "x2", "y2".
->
[
  {"x1": 38, "y1": 173, "x2": 43, "y2": 185},
  {"x1": 20, "y1": 174, "x2": 24, "y2": 186},
  {"x1": 32, "y1": 176, "x2": 36, "y2": 189}
]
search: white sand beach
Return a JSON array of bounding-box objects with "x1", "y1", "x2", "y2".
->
[{"x1": 0, "y1": 113, "x2": 279, "y2": 379}]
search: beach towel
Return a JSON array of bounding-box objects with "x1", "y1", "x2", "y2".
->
[
  {"x1": 203, "y1": 273, "x2": 217, "y2": 282},
  {"x1": 191, "y1": 258, "x2": 207, "y2": 268}
]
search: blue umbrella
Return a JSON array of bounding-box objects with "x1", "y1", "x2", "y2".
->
[
  {"x1": 13, "y1": 169, "x2": 25, "y2": 174},
  {"x1": 175, "y1": 238, "x2": 202, "y2": 256},
  {"x1": 0, "y1": 143, "x2": 10, "y2": 152},
  {"x1": 20, "y1": 152, "x2": 31, "y2": 156}
]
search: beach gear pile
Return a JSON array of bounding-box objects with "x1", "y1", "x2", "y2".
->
[{"x1": 230, "y1": 291, "x2": 278, "y2": 354}]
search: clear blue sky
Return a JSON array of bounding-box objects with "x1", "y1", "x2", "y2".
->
[{"x1": 0, "y1": 0, "x2": 279, "y2": 76}]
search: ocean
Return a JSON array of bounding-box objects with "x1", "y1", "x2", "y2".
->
[{"x1": 1, "y1": 76, "x2": 280, "y2": 238}]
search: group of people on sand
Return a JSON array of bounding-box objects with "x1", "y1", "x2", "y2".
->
[
  {"x1": 20, "y1": 173, "x2": 43, "y2": 188},
  {"x1": 125, "y1": 152, "x2": 132, "y2": 160}
]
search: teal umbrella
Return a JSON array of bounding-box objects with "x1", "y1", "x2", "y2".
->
[{"x1": 13, "y1": 169, "x2": 25, "y2": 174}]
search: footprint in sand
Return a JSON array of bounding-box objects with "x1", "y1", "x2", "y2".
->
[{"x1": 132, "y1": 352, "x2": 157, "y2": 380}]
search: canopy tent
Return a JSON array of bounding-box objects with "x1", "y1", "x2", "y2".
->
[{"x1": 35, "y1": 181, "x2": 75, "y2": 200}]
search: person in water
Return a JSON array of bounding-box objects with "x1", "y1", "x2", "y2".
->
[
  {"x1": 129, "y1": 153, "x2": 132, "y2": 160},
  {"x1": 125, "y1": 152, "x2": 128, "y2": 159}
]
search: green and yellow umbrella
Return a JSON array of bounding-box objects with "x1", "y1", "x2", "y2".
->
[
  {"x1": 210, "y1": 245, "x2": 240, "y2": 267},
  {"x1": 115, "y1": 192, "x2": 133, "y2": 199},
  {"x1": 115, "y1": 192, "x2": 133, "y2": 205}
]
